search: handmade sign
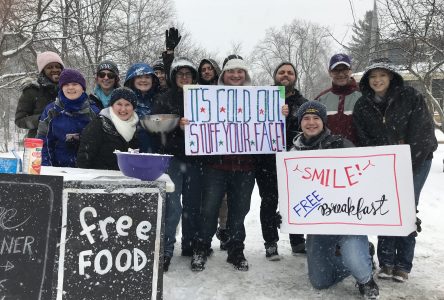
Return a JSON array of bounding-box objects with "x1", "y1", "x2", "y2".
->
[
  {"x1": 276, "y1": 145, "x2": 416, "y2": 236},
  {"x1": 0, "y1": 174, "x2": 63, "y2": 300},
  {"x1": 184, "y1": 85, "x2": 286, "y2": 155},
  {"x1": 56, "y1": 181, "x2": 164, "y2": 300}
]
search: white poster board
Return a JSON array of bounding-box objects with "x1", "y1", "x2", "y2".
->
[
  {"x1": 184, "y1": 85, "x2": 286, "y2": 155},
  {"x1": 276, "y1": 145, "x2": 416, "y2": 236}
]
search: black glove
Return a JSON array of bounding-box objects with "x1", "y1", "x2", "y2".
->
[
  {"x1": 165, "y1": 27, "x2": 181, "y2": 51},
  {"x1": 275, "y1": 211, "x2": 282, "y2": 229},
  {"x1": 408, "y1": 216, "x2": 422, "y2": 237}
]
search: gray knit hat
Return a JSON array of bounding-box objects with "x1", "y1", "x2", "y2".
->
[
  {"x1": 359, "y1": 58, "x2": 404, "y2": 94},
  {"x1": 297, "y1": 101, "x2": 327, "y2": 127},
  {"x1": 109, "y1": 87, "x2": 138, "y2": 108}
]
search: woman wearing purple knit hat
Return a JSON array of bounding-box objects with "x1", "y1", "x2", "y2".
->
[
  {"x1": 37, "y1": 68, "x2": 99, "y2": 167},
  {"x1": 15, "y1": 51, "x2": 65, "y2": 137}
]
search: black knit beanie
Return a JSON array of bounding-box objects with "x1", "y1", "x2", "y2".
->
[{"x1": 109, "y1": 87, "x2": 138, "y2": 108}]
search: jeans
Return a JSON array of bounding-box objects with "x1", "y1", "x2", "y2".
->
[
  {"x1": 255, "y1": 154, "x2": 279, "y2": 245},
  {"x1": 164, "y1": 157, "x2": 203, "y2": 258},
  {"x1": 377, "y1": 159, "x2": 432, "y2": 273},
  {"x1": 307, "y1": 234, "x2": 373, "y2": 289},
  {"x1": 198, "y1": 167, "x2": 255, "y2": 248}
]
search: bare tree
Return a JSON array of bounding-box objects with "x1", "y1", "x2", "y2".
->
[
  {"x1": 250, "y1": 19, "x2": 332, "y2": 99},
  {"x1": 378, "y1": 0, "x2": 444, "y2": 130}
]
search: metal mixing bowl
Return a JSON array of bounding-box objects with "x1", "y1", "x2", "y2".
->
[{"x1": 140, "y1": 114, "x2": 180, "y2": 133}]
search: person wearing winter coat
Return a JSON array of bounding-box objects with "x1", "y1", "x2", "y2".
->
[
  {"x1": 353, "y1": 58, "x2": 438, "y2": 283},
  {"x1": 77, "y1": 87, "x2": 139, "y2": 170},
  {"x1": 293, "y1": 101, "x2": 379, "y2": 300},
  {"x1": 37, "y1": 68, "x2": 99, "y2": 167},
  {"x1": 124, "y1": 63, "x2": 160, "y2": 153},
  {"x1": 197, "y1": 58, "x2": 221, "y2": 85},
  {"x1": 315, "y1": 53, "x2": 361, "y2": 143},
  {"x1": 151, "y1": 57, "x2": 203, "y2": 272},
  {"x1": 197, "y1": 57, "x2": 230, "y2": 251},
  {"x1": 191, "y1": 55, "x2": 256, "y2": 272},
  {"x1": 89, "y1": 60, "x2": 120, "y2": 109},
  {"x1": 152, "y1": 59, "x2": 168, "y2": 93},
  {"x1": 15, "y1": 51, "x2": 64, "y2": 138},
  {"x1": 256, "y1": 62, "x2": 308, "y2": 261}
]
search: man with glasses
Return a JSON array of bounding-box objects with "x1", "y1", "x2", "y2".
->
[
  {"x1": 315, "y1": 54, "x2": 361, "y2": 143},
  {"x1": 90, "y1": 60, "x2": 120, "y2": 109}
]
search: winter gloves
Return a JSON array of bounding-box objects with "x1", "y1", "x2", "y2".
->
[{"x1": 165, "y1": 27, "x2": 181, "y2": 51}]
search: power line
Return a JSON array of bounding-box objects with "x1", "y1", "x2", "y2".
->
[{"x1": 348, "y1": 0, "x2": 357, "y2": 25}]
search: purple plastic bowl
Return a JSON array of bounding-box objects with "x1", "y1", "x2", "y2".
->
[{"x1": 115, "y1": 152, "x2": 173, "y2": 181}]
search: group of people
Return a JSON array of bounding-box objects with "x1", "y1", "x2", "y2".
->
[{"x1": 14, "y1": 27, "x2": 437, "y2": 300}]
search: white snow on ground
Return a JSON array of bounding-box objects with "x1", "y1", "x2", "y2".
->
[{"x1": 164, "y1": 139, "x2": 444, "y2": 300}]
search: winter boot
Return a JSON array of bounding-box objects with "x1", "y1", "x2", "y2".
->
[
  {"x1": 163, "y1": 256, "x2": 171, "y2": 272},
  {"x1": 191, "y1": 241, "x2": 209, "y2": 272},
  {"x1": 357, "y1": 277, "x2": 379, "y2": 299},
  {"x1": 227, "y1": 243, "x2": 249, "y2": 271},
  {"x1": 216, "y1": 227, "x2": 229, "y2": 250},
  {"x1": 265, "y1": 242, "x2": 281, "y2": 261},
  {"x1": 291, "y1": 242, "x2": 306, "y2": 255}
]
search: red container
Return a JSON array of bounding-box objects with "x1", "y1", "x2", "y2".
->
[{"x1": 23, "y1": 138, "x2": 43, "y2": 175}]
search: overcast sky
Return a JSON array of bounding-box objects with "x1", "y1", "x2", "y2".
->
[{"x1": 174, "y1": 0, "x2": 374, "y2": 57}]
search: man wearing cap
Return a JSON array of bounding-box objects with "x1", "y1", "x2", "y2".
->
[
  {"x1": 292, "y1": 101, "x2": 379, "y2": 300},
  {"x1": 152, "y1": 59, "x2": 169, "y2": 93},
  {"x1": 15, "y1": 51, "x2": 65, "y2": 137},
  {"x1": 315, "y1": 53, "x2": 361, "y2": 143},
  {"x1": 90, "y1": 60, "x2": 120, "y2": 109}
]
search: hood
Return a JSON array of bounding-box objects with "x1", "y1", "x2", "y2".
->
[
  {"x1": 359, "y1": 58, "x2": 404, "y2": 97},
  {"x1": 198, "y1": 58, "x2": 221, "y2": 84},
  {"x1": 124, "y1": 63, "x2": 159, "y2": 88},
  {"x1": 170, "y1": 57, "x2": 198, "y2": 89}
]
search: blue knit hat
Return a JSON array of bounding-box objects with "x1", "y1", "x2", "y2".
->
[
  {"x1": 297, "y1": 101, "x2": 327, "y2": 127},
  {"x1": 109, "y1": 87, "x2": 138, "y2": 108},
  {"x1": 59, "y1": 68, "x2": 86, "y2": 90}
]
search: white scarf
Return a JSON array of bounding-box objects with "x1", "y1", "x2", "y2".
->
[{"x1": 109, "y1": 108, "x2": 139, "y2": 142}]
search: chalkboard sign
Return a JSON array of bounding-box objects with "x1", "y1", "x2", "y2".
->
[
  {"x1": 56, "y1": 181, "x2": 165, "y2": 300},
  {"x1": 0, "y1": 174, "x2": 63, "y2": 300}
]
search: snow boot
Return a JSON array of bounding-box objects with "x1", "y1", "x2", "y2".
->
[
  {"x1": 357, "y1": 277, "x2": 379, "y2": 299},
  {"x1": 227, "y1": 243, "x2": 249, "y2": 271},
  {"x1": 163, "y1": 256, "x2": 171, "y2": 272},
  {"x1": 191, "y1": 241, "x2": 210, "y2": 272},
  {"x1": 265, "y1": 242, "x2": 281, "y2": 261}
]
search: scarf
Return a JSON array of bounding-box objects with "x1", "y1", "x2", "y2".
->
[
  {"x1": 94, "y1": 85, "x2": 113, "y2": 107},
  {"x1": 293, "y1": 129, "x2": 331, "y2": 150},
  {"x1": 58, "y1": 90, "x2": 88, "y2": 112},
  {"x1": 109, "y1": 108, "x2": 139, "y2": 142}
]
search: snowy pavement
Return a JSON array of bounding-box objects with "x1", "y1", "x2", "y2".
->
[{"x1": 164, "y1": 143, "x2": 444, "y2": 300}]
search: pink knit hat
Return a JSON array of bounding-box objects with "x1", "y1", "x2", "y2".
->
[{"x1": 36, "y1": 51, "x2": 64, "y2": 73}]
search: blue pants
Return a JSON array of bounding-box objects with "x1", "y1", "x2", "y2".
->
[
  {"x1": 307, "y1": 234, "x2": 373, "y2": 289},
  {"x1": 377, "y1": 159, "x2": 432, "y2": 273},
  {"x1": 197, "y1": 167, "x2": 255, "y2": 248},
  {"x1": 164, "y1": 157, "x2": 203, "y2": 258}
]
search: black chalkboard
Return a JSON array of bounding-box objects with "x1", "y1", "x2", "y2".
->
[
  {"x1": 56, "y1": 181, "x2": 165, "y2": 300},
  {"x1": 0, "y1": 174, "x2": 63, "y2": 300}
]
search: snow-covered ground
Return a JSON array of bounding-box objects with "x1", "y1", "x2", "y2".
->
[{"x1": 164, "y1": 137, "x2": 444, "y2": 299}]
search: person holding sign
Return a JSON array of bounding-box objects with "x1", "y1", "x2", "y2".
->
[
  {"x1": 353, "y1": 58, "x2": 438, "y2": 283},
  {"x1": 37, "y1": 68, "x2": 99, "y2": 167},
  {"x1": 151, "y1": 57, "x2": 203, "y2": 271},
  {"x1": 256, "y1": 62, "x2": 308, "y2": 260},
  {"x1": 292, "y1": 101, "x2": 380, "y2": 300},
  {"x1": 191, "y1": 55, "x2": 255, "y2": 272},
  {"x1": 77, "y1": 87, "x2": 139, "y2": 170}
]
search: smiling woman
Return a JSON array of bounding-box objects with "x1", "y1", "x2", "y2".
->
[{"x1": 77, "y1": 87, "x2": 139, "y2": 170}]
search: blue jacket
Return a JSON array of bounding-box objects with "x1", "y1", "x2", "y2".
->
[{"x1": 37, "y1": 96, "x2": 99, "y2": 167}]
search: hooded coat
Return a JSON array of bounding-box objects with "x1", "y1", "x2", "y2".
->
[
  {"x1": 353, "y1": 60, "x2": 437, "y2": 172},
  {"x1": 151, "y1": 57, "x2": 199, "y2": 161},
  {"x1": 198, "y1": 58, "x2": 222, "y2": 85},
  {"x1": 15, "y1": 74, "x2": 59, "y2": 138}
]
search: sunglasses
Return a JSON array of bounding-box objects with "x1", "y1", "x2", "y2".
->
[{"x1": 97, "y1": 71, "x2": 117, "y2": 79}]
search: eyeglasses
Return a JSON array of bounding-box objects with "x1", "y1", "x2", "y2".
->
[
  {"x1": 176, "y1": 71, "x2": 193, "y2": 78},
  {"x1": 97, "y1": 71, "x2": 117, "y2": 79},
  {"x1": 330, "y1": 67, "x2": 350, "y2": 74}
]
